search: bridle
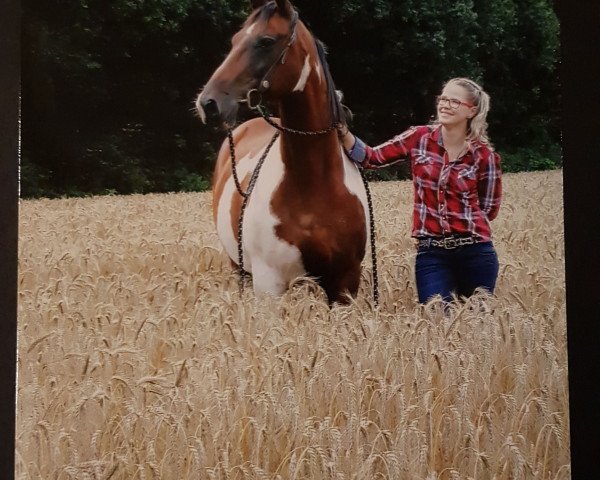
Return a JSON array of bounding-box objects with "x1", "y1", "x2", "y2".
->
[
  {"x1": 241, "y1": 8, "x2": 341, "y2": 136},
  {"x1": 227, "y1": 7, "x2": 379, "y2": 306},
  {"x1": 247, "y1": 8, "x2": 300, "y2": 104}
]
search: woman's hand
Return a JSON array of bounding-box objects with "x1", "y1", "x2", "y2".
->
[
  {"x1": 337, "y1": 124, "x2": 355, "y2": 151},
  {"x1": 337, "y1": 123, "x2": 349, "y2": 137}
]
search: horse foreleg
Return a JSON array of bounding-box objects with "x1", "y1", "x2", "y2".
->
[
  {"x1": 251, "y1": 259, "x2": 289, "y2": 297},
  {"x1": 322, "y1": 262, "x2": 362, "y2": 306}
]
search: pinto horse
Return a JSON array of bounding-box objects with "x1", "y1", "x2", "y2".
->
[{"x1": 196, "y1": 0, "x2": 371, "y2": 304}]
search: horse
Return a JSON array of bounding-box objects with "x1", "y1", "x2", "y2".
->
[{"x1": 195, "y1": 0, "x2": 372, "y2": 305}]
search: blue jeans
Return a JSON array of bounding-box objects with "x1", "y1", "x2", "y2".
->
[{"x1": 415, "y1": 241, "x2": 499, "y2": 303}]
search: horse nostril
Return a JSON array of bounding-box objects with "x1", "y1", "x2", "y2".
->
[{"x1": 202, "y1": 98, "x2": 220, "y2": 119}]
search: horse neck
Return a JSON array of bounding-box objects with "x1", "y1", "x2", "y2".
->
[
  {"x1": 276, "y1": 44, "x2": 343, "y2": 182},
  {"x1": 278, "y1": 72, "x2": 332, "y2": 131}
]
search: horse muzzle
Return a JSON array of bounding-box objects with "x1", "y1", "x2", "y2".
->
[{"x1": 196, "y1": 90, "x2": 239, "y2": 129}]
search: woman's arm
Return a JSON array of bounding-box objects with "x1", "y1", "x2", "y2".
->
[
  {"x1": 339, "y1": 125, "x2": 425, "y2": 168},
  {"x1": 478, "y1": 151, "x2": 502, "y2": 221}
]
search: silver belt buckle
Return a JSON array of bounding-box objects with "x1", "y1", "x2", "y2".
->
[{"x1": 443, "y1": 237, "x2": 457, "y2": 249}]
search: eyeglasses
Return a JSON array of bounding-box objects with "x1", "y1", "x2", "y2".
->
[{"x1": 436, "y1": 95, "x2": 473, "y2": 109}]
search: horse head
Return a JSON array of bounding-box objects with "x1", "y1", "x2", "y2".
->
[{"x1": 196, "y1": 0, "x2": 308, "y2": 128}]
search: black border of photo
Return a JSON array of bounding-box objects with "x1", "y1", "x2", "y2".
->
[
  {"x1": 555, "y1": 0, "x2": 600, "y2": 478},
  {"x1": 3, "y1": 1, "x2": 599, "y2": 478},
  {"x1": 0, "y1": 0, "x2": 19, "y2": 476}
]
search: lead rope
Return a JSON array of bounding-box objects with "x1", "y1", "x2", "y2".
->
[
  {"x1": 360, "y1": 170, "x2": 379, "y2": 306},
  {"x1": 227, "y1": 128, "x2": 248, "y2": 198},
  {"x1": 227, "y1": 128, "x2": 280, "y2": 291},
  {"x1": 255, "y1": 104, "x2": 341, "y2": 136}
]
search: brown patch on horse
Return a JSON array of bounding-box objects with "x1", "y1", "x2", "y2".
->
[
  {"x1": 272, "y1": 204, "x2": 366, "y2": 303},
  {"x1": 271, "y1": 135, "x2": 367, "y2": 304}
]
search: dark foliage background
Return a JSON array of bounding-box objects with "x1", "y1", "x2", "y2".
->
[{"x1": 21, "y1": 0, "x2": 560, "y2": 198}]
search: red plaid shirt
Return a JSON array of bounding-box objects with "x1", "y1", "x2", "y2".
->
[{"x1": 349, "y1": 125, "x2": 502, "y2": 241}]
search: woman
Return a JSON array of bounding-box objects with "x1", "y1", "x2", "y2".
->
[{"x1": 339, "y1": 77, "x2": 502, "y2": 304}]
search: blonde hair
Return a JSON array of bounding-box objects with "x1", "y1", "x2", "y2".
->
[{"x1": 440, "y1": 77, "x2": 492, "y2": 146}]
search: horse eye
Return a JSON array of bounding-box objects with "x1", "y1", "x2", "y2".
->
[{"x1": 255, "y1": 36, "x2": 277, "y2": 49}]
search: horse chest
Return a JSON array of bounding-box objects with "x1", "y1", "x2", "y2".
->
[{"x1": 215, "y1": 143, "x2": 367, "y2": 274}]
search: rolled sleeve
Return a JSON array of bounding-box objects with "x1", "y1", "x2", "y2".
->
[
  {"x1": 365, "y1": 126, "x2": 423, "y2": 168},
  {"x1": 346, "y1": 126, "x2": 424, "y2": 169},
  {"x1": 348, "y1": 137, "x2": 367, "y2": 163},
  {"x1": 478, "y1": 151, "x2": 502, "y2": 221}
]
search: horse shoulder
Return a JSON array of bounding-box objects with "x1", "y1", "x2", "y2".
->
[{"x1": 212, "y1": 117, "x2": 280, "y2": 222}]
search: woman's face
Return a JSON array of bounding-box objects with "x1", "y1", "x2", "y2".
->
[{"x1": 436, "y1": 83, "x2": 477, "y2": 128}]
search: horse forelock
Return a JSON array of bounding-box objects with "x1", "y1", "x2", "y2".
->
[
  {"x1": 244, "y1": 2, "x2": 293, "y2": 37},
  {"x1": 252, "y1": 1, "x2": 278, "y2": 23}
]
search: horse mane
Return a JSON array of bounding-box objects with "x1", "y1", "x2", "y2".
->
[{"x1": 314, "y1": 38, "x2": 346, "y2": 127}]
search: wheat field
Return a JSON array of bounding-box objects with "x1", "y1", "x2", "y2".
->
[{"x1": 16, "y1": 170, "x2": 569, "y2": 479}]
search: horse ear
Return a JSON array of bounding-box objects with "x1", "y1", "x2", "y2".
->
[
  {"x1": 275, "y1": 0, "x2": 293, "y2": 17},
  {"x1": 250, "y1": 0, "x2": 268, "y2": 9}
]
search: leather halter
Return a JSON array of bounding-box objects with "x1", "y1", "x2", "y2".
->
[
  {"x1": 246, "y1": 8, "x2": 299, "y2": 109},
  {"x1": 243, "y1": 9, "x2": 341, "y2": 135}
]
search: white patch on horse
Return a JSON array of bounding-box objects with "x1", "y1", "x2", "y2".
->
[
  {"x1": 195, "y1": 94, "x2": 206, "y2": 123},
  {"x1": 340, "y1": 146, "x2": 371, "y2": 248},
  {"x1": 293, "y1": 55, "x2": 312, "y2": 92},
  {"x1": 216, "y1": 138, "x2": 305, "y2": 296},
  {"x1": 314, "y1": 61, "x2": 323, "y2": 84},
  {"x1": 245, "y1": 23, "x2": 256, "y2": 36}
]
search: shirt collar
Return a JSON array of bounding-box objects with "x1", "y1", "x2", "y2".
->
[
  {"x1": 430, "y1": 124, "x2": 478, "y2": 155},
  {"x1": 430, "y1": 124, "x2": 443, "y2": 145}
]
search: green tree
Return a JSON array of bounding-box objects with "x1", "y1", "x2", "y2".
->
[
  {"x1": 22, "y1": 0, "x2": 248, "y2": 197},
  {"x1": 296, "y1": 0, "x2": 560, "y2": 174},
  {"x1": 473, "y1": 0, "x2": 561, "y2": 170},
  {"x1": 21, "y1": 0, "x2": 561, "y2": 198}
]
